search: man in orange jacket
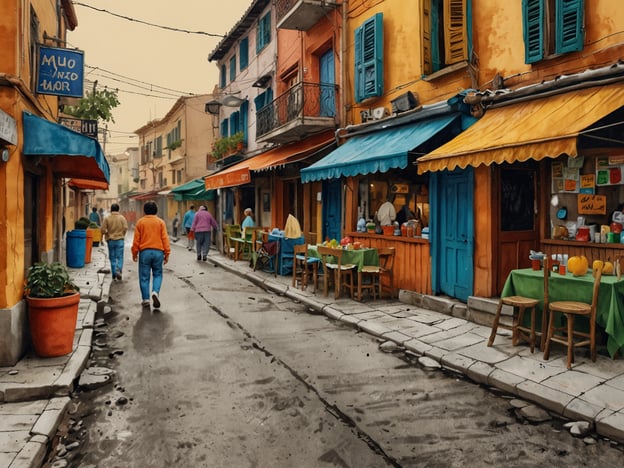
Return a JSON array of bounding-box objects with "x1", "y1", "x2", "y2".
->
[{"x1": 131, "y1": 201, "x2": 171, "y2": 309}]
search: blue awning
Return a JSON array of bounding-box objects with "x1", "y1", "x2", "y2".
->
[
  {"x1": 171, "y1": 178, "x2": 216, "y2": 201},
  {"x1": 300, "y1": 114, "x2": 461, "y2": 183},
  {"x1": 22, "y1": 111, "x2": 110, "y2": 183}
]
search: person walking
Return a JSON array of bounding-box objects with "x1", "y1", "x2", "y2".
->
[
  {"x1": 131, "y1": 201, "x2": 171, "y2": 309},
  {"x1": 100, "y1": 203, "x2": 128, "y2": 281},
  {"x1": 182, "y1": 205, "x2": 196, "y2": 251},
  {"x1": 190, "y1": 205, "x2": 219, "y2": 261},
  {"x1": 89, "y1": 207, "x2": 101, "y2": 226},
  {"x1": 172, "y1": 212, "x2": 180, "y2": 239}
]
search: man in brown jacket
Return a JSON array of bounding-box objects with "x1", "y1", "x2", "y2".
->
[{"x1": 101, "y1": 203, "x2": 128, "y2": 280}]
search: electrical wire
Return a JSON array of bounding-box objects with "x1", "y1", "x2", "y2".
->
[{"x1": 73, "y1": 2, "x2": 226, "y2": 38}]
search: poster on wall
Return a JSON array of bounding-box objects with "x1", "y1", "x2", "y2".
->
[
  {"x1": 596, "y1": 156, "x2": 624, "y2": 186},
  {"x1": 578, "y1": 194, "x2": 607, "y2": 215},
  {"x1": 552, "y1": 161, "x2": 579, "y2": 192}
]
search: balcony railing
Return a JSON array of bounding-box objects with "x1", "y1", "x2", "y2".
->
[
  {"x1": 256, "y1": 82, "x2": 338, "y2": 142},
  {"x1": 275, "y1": 0, "x2": 337, "y2": 31}
]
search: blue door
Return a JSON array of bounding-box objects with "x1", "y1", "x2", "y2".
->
[
  {"x1": 319, "y1": 49, "x2": 335, "y2": 117},
  {"x1": 322, "y1": 179, "x2": 342, "y2": 241},
  {"x1": 431, "y1": 168, "x2": 474, "y2": 302}
]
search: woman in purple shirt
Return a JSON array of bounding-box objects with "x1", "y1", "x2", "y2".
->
[{"x1": 190, "y1": 205, "x2": 219, "y2": 261}]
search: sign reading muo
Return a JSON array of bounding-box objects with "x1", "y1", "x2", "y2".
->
[{"x1": 36, "y1": 47, "x2": 84, "y2": 97}]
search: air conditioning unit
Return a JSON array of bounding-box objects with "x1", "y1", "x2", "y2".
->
[
  {"x1": 371, "y1": 106, "x2": 389, "y2": 120},
  {"x1": 360, "y1": 109, "x2": 370, "y2": 123},
  {"x1": 391, "y1": 91, "x2": 418, "y2": 113}
]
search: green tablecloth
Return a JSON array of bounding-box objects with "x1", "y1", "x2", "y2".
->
[
  {"x1": 307, "y1": 246, "x2": 379, "y2": 272},
  {"x1": 502, "y1": 268, "x2": 624, "y2": 358}
]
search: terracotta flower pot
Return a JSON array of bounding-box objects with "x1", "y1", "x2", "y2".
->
[{"x1": 26, "y1": 292, "x2": 80, "y2": 357}]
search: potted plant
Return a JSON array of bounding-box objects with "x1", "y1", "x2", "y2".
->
[
  {"x1": 24, "y1": 262, "x2": 81, "y2": 357},
  {"x1": 89, "y1": 221, "x2": 102, "y2": 247},
  {"x1": 211, "y1": 132, "x2": 245, "y2": 160}
]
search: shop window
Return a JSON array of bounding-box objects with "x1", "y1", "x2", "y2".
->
[
  {"x1": 422, "y1": 0, "x2": 470, "y2": 75},
  {"x1": 501, "y1": 169, "x2": 535, "y2": 231},
  {"x1": 522, "y1": 0, "x2": 584, "y2": 64},
  {"x1": 359, "y1": 177, "x2": 429, "y2": 227}
]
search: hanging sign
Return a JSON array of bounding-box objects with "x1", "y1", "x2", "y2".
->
[
  {"x1": 36, "y1": 46, "x2": 84, "y2": 97},
  {"x1": 59, "y1": 117, "x2": 98, "y2": 139}
]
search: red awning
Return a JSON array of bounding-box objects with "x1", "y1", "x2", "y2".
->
[
  {"x1": 68, "y1": 178, "x2": 109, "y2": 190},
  {"x1": 204, "y1": 132, "x2": 334, "y2": 190}
]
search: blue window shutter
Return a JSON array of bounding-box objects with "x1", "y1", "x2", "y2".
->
[
  {"x1": 556, "y1": 0, "x2": 583, "y2": 54},
  {"x1": 229, "y1": 112, "x2": 240, "y2": 135},
  {"x1": 254, "y1": 93, "x2": 266, "y2": 110},
  {"x1": 220, "y1": 119, "x2": 228, "y2": 138},
  {"x1": 240, "y1": 38, "x2": 249, "y2": 70},
  {"x1": 354, "y1": 13, "x2": 383, "y2": 103},
  {"x1": 266, "y1": 87, "x2": 273, "y2": 104},
  {"x1": 263, "y1": 14, "x2": 271, "y2": 48},
  {"x1": 239, "y1": 100, "x2": 249, "y2": 144},
  {"x1": 256, "y1": 13, "x2": 271, "y2": 53},
  {"x1": 522, "y1": 0, "x2": 544, "y2": 64},
  {"x1": 229, "y1": 56, "x2": 236, "y2": 82},
  {"x1": 220, "y1": 65, "x2": 227, "y2": 87}
]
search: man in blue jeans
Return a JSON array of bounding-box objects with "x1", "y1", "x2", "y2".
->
[{"x1": 100, "y1": 203, "x2": 128, "y2": 280}]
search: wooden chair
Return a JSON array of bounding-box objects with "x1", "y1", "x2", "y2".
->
[
  {"x1": 317, "y1": 246, "x2": 356, "y2": 300},
  {"x1": 487, "y1": 295, "x2": 540, "y2": 353},
  {"x1": 292, "y1": 244, "x2": 320, "y2": 292},
  {"x1": 543, "y1": 258, "x2": 602, "y2": 369},
  {"x1": 224, "y1": 224, "x2": 241, "y2": 259},
  {"x1": 251, "y1": 231, "x2": 278, "y2": 276},
  {"x1": 358, "y1": 247, "x2": 396, "y2": 301}
]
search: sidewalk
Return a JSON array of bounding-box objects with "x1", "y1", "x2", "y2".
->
[{"x1": 2, "y1": 244, "x2": 624, "y2": 467}]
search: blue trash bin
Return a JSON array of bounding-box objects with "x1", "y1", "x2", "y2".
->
[{"x1": 66, "y1": 230, "x2": 86, "y2": 268}]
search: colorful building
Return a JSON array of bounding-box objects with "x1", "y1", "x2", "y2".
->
[{"x1": 0, "y1": 0, "x2": 109, "y2": 365}]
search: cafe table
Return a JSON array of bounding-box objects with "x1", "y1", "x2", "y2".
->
[
  {"x1": 501, "y1": 268, "x2": 624, "y2": 358},
  {"x1": 307, "y1": 245, "x2": 380, "y2": 299}
]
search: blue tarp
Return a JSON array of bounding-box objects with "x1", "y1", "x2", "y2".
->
[
  {"x1": 300, "y1": 114, "x2": 460, "y2": 183},
  {"x1": 171, "y1": 178, "x2": 215, "y2": 201},
  {"x1": 22, "y1": 111, "x2": 110, "y2": 182}
]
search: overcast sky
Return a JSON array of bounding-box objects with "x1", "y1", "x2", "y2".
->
[{"x1": 68, "y1": 0, "x2": 251, "y2": 154}]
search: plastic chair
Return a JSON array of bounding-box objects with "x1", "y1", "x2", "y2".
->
[
  {"x1": 293, "y1": 244, "x2": 320, "y2": 292},
  {"x1": 543, "y1": 258, "x2": 602, "y2": 369},
  {"x1": 317, "y1": 246, "x2": 356, "y2": 300}
]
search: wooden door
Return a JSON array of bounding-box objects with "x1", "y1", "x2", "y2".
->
[
  {"x1": 495, "y1": 163, "x2": 540, "y2": 294},
  {"x1": 322, "y1": 179, "x2": 342, "y2": 241},
  {"x1": 433, "y1": 168, "x2": 474, "y2": 302}
]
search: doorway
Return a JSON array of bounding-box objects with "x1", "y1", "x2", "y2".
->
[{"x1": 24, "y1": 172, "x2": 40, "y2": 273}]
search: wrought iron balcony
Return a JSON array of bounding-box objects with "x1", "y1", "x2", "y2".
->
[
  {"x1": 275, "y1": 0, "x2": 337, "y2": 31},
  {"x1": 256, "y1": 82, "x2": 338, "y2": 144}
]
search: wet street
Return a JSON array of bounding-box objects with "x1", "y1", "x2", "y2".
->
[{"x1": 44, "y1": 242, "x2": 624, "y2": 467}]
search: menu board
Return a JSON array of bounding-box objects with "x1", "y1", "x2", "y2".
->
[
  {"x1": 552, "y1": 161, "x2": 579, "y2": 193},
  {"x1": 578, "y1": 194, "x2": 607, "y2": 215}
]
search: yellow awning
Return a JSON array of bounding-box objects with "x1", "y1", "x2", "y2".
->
[{"x1": 417, "y1": 82, "x2": 624, "y2": 174}]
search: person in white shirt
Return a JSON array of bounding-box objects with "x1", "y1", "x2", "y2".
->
[{"x1": 376, "y1": 195, "x2": 396, "y2": 226}]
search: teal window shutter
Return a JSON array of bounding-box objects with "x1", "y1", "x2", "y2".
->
[
  {"x1": 229, "y1": 55, "x2": 236, "y2": 82},
  {"x1": 220, "y1": 65, "x2": 227, "y2": 87},
  {"x1": 256, "y1": 12, "x2": 271, "y2": 53},
  {"x1": 239, "y1": 100, "x2": 249, "y2": 144},
  {"x1": 220, "y1": 119, "x2": 228, "y2": 138},
  {"x1": 240, "y1": 37, "x2": 249, "y2": 70},
  {"x1": 254, "y1": 93, "x2": 266, "y2": 110},
  {"x1": 522, "y1": 0, "x2": 544, "y2": 64},
  {"x1": 556, "y1": 0, "x2": 583, "y2": 53},
  {"x1": 354, "y1": 13, "x2": 383, "y2": 103},
  {"x1": 229, "y1": 111, "x2": 240, "y2": 135}
]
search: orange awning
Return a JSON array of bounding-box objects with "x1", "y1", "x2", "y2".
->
[
  {"x1": 417, "y1": 82, "x2": 624, "y2": 173},
  {"x1": 205, "y1": 132, "x2": 334, "y2": 190},
  {"x1": 68, "y1": 178, "x2": 109, "y2": 190}
]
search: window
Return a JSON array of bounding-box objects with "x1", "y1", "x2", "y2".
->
[
  {"x1": 254, "y1": 88, "x2": 273, "y2": 110},
  {"x1": 240, "y1": 37, "x2": 249, "y2": 70},
  {"x1": 354, "y1": 13, "x2": 383, "y2": 103},
  {"x1": 154, "y1": 136, "x2": 162, "y2": 158},
  {"x1": 220, "y1": 64, "x2": 227, "y2": 87},
  {"x1": 220, "y1": 119, "x2": 229, "y2": 138},
  {"x1": 229, "y1": 111, "x2": 240, "y2": 135},
  {"x1": 422, "y1": 0, "x2": 469, "y2": 75},
  {"x1": 522, "y1": 0, "x2": 584, "y2": 64},
  {"x1": 256, "y1": 12, "x2": 271, "y2": 53},
  {"x1": 229, "y1": 55, "x2": 237, "y2": 82}
]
